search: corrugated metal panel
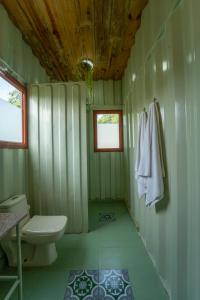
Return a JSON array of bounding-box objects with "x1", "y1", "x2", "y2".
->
[
  {"x1": 0, "y1": 149, "x2": 28, "y2": 202},
  {"x1": 0, "y1": 4, "x2": 49, "y2": 268},
  {"x1": 123, "y1": 0, "x2": 200, "y2": 299},
  {"x1": 28, "y1": 83, "x2": 88, "y2": 233},
  {"x1": 87, "y1": 80, "x2": 125, "y2": 201},
  {"x1": 0, "y1": 5, "x2": 49, "y2": 84},
  {"x1": 0, "y1": 4, "x2": 49, "y2": 204}
]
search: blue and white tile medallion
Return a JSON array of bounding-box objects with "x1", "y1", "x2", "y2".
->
[{"x1": 64, "y1": 269, "x2": 134, "y2": 300}]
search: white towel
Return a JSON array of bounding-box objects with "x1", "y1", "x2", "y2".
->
[
  {"x1": 138, "y1": 102, "x2": 165, "y2": 206},
  {"x1": 135, "y1": 111, "x2": 147, "y2": 198}
]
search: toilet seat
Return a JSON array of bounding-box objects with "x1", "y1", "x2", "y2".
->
[
  {"x1": 23, "y1": 215, "x2": 67, "y2": 235},
  {"x1": 22, "y1": 215, "x2": 67, "y2": 244}
]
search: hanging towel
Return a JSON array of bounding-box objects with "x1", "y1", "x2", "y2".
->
[
  {"x1": 138, "y1": 102, "x2": 165, "y2": 206},
  {"x1": 135, "y1": 111, "x2": 147, "y2": 198}
]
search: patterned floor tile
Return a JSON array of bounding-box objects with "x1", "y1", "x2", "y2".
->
[
  {"x1": 64, "y1": 269, "x2": 134, "y2": 300},
  {"x1": 99, "y1": 270, "x2": 133, "y2": 299},
  {"x1": 98, "y1": 213, "x2": 116, "y2": 223}
]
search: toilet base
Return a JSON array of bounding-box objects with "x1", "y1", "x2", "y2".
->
[
  {"x1": 1, "y1": 239, "x2": 58, "y2": 267},
  {"x1": 24, "y1": 243, "x2": 58, "y2": 266}
]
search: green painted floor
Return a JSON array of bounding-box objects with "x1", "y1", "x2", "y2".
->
[{"x1": 0, "y1": 201, "x2": 168, "y2": 299}]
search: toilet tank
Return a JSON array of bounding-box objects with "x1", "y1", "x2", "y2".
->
[
  {"x1": 0, "y1": 195, "x2": 29, "y2": 213},
  {"x1": 0, "y1": 195, "x2": 30, "y2": 230},
  {"x1": 0, "y1": 194, "x2": 30, "y2": 234},
  {"x1": 0, "y1": 194, "x2": 29, "y2": 214}
]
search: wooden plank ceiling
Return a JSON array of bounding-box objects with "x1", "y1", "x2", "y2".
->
[{"x1": 2, "y1": 0, "x2": 148, "y2": 81}]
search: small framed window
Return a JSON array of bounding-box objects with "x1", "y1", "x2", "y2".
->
[
  {"x1": 93, "y1": 110, "x2": 123, "y2": 152},
  {"x1": 0, "y1": 72, "x2": 27, "y2": 149}
]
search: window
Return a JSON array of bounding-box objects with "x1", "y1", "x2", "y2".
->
[
  {"x1": 0, "y1": 72, "x2": 27, "y2": 148},
  {"x1": 93, "y1": 110, "x2": 123, "y2": 152}
]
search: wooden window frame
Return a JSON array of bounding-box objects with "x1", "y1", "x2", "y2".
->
[
  {"x1": 93, "y1": 109, "x2": 123, "y2": 152},
  {"x1": 0, "y1": 71, "x2": 28, "y2": 149}
]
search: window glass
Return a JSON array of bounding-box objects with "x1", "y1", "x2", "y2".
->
[
  {"x1": 94, "y1": 110, "x2": 123, "y2": 152},
  {"x1": 97, "y1": 114, "x2": 120, "y2": 149},
  {"x1": 0, "y1": 73, "x2": 27, "y2": 148}
]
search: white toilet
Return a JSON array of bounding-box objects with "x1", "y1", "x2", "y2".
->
[{"x1": 0, "y1": 194, "x2": 67, "y2": 267}]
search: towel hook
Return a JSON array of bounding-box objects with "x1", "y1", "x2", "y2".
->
[{"x1": 153, "y1": 97, "x2": 157, "y2": 102}]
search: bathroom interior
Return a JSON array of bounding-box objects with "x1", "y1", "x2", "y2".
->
[{"x1": 0, "y1": 0, "x2": 199, "y2": 299}]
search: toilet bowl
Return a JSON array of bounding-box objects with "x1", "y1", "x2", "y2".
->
[
  {"x1": 22, "y1": 215, "x2": 66, "y2": 244},
  {"x1": 0, "y1": 195, "x2": 67, "y2": 267}
]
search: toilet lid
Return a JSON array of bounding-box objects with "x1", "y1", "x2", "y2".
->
[{"x1": 22, "y1": 215, "x2": 67, "y2": 235}]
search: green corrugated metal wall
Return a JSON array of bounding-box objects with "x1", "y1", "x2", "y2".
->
[
  {"x1": 0, "y1": 4, "x2": 49, "y2": 204},
  {"x1": 28, "y1": 83, "x2": 88, "y2": 233},
  {"x1": 87, "y1": 80, "x2": 125, "y2": 202},
  {"x1": 122, "y1": 0, "x2": 200, "y2": 299},
  {"x1": 0, "y1": 4, "x2": 49, "y2": 267},
  {"x1": 0, "y1": 5, "x2": 49, "y2": 84}
]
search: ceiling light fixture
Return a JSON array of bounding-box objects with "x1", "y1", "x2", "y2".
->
[
  {"x1": 77, "y1": 58, "x2": 94, "y2": 101},
  {"x1": 80, "y1": 58, "x2": 94, "y2": 71}
]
